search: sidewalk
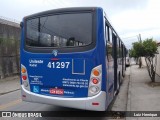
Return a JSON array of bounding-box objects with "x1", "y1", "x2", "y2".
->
[
  {"x1": 127, "y1": 65, "x2": 160, "y2": 119},
  {"x1": 0, "y1": 75, "x2": 20, "y2": 95},
  {"x1": 127, "y1": 65, "x2": 160, "y2": 111}
]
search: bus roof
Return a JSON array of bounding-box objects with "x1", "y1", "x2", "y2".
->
[{"x1": 23, "y1": 7, "x2": 102, "y2": 20}]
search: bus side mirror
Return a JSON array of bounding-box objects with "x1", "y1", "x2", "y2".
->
[{"x1": 20, "y1": 22, "x2": 23, "y2": 28}]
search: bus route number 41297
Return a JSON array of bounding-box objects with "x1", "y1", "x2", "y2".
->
[{"x1": 47, "y1": 62, "x2": 70, "y2": 69}]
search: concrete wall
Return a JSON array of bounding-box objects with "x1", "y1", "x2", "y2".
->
[
  {"x1": 141, "y1": 45, "x2": 160, "y2": 77},
  {"x1": 0, "y1": 21, "x2": 20, "y2": 78},
  {"x1": 124, "y1": 47, "x2": 160, "y2": 81},
  {"x1": 142, "y1": 57, "x2": 146, "y2": 66},
  {"x1": 156, "y1": 46, "x2": 160, "y2": 76}
]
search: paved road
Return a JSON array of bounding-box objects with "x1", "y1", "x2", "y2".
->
[
  {"x1": 0, "y1": 68, "x2": 131, "y2": 120},
  {"x1": 0, "y1": 89, "x2": 91, "y2": 111},
  {"x1": 0, "y1": 90, "x2": 110, "y2": 120}
]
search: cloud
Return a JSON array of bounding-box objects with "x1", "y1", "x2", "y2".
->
[
  {"x1": 107, "y1": 0, "x2": 148, "y2": 11},
  {"x1": 0, "y1": 0, "x2": 159, "y2": 48},
  {"x1": 110, "y1": 0, "x2": 160, "y2": 45}
]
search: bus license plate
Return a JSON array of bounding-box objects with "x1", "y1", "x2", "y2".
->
[{"x1": 50, "y1": 88, "x2": 64, "y2": 95}]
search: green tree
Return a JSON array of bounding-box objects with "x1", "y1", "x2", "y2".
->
[
  {"x1": 129, "y1": 48, "x2": 136, "y2": 58},
  {"x1": 130, "y1": 38, "x2": 158, "y2": 82},
  {"x1": 143, "y1": 38, "x2": 158, "y2": 57},
  {"x1": 130, "y1": 41, "x2": 144, "y2": 67},
  {"x1": 143, "y1": 38, "x2": 158, "y2": 82},
  {"x1": 129, "y1": 48, "x2": 138, "y2": 64}
]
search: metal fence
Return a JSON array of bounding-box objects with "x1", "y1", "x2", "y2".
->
[{"x1": 0, "y1": 19, "x2": 20, "y2": 79}]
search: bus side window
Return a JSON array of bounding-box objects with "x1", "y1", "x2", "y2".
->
[
  {"x1": 109, "y1": 28, "x2": 112, "y2": 44},
  {"x1": 105, "y1": 22, "x2": 111, "y2": 57},
  {"x1": 107, "y1": 43, "x2": 113, "y2": 62},
  {"x1": 119, "y1": 39, "x2": 121, "y2": 58},
  {"x1": 117, "y1": 38, "x2": 119, "y2": 58},
  {"x1": 105, "y1": 22, "x2": 109, "y2": 42},
  {"x1": 106, "y1": 27, "x2": 113, "y2": 61}
]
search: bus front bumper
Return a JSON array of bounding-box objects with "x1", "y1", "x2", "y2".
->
[{"x1": 21, "y1": 85, "x2": 106, "y2": 111}]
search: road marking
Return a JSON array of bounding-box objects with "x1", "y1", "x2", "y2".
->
[{"x1": 0, "y1": 99, "x2": 22, "y2": 110}]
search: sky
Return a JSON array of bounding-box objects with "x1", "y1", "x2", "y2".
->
[{"x1": 0, "y1": 0, "x2": 160, "y2": 49}]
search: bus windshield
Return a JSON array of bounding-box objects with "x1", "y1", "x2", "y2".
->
[{"x1": 26, "y1": 12, "x2": 92, "y2": 47}]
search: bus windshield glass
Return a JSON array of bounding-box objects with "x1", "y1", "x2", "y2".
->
[{"x1": 26, "y1": 12, "x2": 92, "y2": 47}]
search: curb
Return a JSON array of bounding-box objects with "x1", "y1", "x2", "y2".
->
[{"x1": 0, "y1": 88, "x2": 20, "y2": 96}]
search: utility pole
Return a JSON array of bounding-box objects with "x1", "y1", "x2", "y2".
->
[
  {"x1": 137, "y1": 34, "x2": 142, "y2": 42},
  {"x1": 139, "y1": 34, "x2": 142, "y2": 42}
]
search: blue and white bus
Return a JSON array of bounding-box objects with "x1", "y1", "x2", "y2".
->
[{"x1": 20, "y1": 7, "x2": 127, "y2": 111}]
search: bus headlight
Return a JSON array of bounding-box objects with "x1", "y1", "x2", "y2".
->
[{"x1": 88, "y1": 65, "x2": 102, "y2": 97}]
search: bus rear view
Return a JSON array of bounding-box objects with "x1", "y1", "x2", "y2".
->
[{"x1": 20, "y1": 7, "x2": 108, "y2": 111}]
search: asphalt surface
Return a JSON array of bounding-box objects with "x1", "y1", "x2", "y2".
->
[
  {"x1": 1, "y1": 63, "x2": 160, "y2": 120},
  {"x1": 0, "y1": 76, "x2": 20, "y2": 95},
  {"x1": 0, "y1": 72, "x2": 129, "y2": 120},
  {"x1": 0, "y1": 90, "x2": 103, "y2": 120},
  {"x1": 0, "y1": 85, "x2": 127, "y2": 120}
]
